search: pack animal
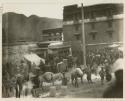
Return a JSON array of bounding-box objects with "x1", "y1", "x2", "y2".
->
[
  {"x1": 38, "y1": 72, "x2": 63, "y2": 90},
  {"x1": 71, "y1": 68, "x2": 84, "y2": 87}
]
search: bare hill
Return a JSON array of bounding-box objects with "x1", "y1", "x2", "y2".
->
[{"x1": 2, "y1": 12, "x2": 62, "y2": 43}]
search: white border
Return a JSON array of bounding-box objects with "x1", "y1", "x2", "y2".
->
[{"x1": 0, "y1": 0, "x2": 125, "y2": 101}]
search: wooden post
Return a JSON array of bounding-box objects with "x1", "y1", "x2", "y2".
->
[{"x1": 81, "y1": 3, "x2": 86, "y2": 67}]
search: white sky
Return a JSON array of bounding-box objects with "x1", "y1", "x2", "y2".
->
[{"x1": 1, "y1": 0, "x2": 124, "y2": 19}]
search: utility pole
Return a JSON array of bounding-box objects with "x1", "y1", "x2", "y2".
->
[{"x1": 81, "y1": 3, "x2": 86, "y2": 67}]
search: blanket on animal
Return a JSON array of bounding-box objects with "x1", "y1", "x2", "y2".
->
[{"x1": 71, "y1": 68, "x2": 83, "y2": 76}]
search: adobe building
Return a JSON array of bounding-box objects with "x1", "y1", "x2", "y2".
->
[
  {"x1": 42, "y1": 28, "x2": 63, "y2": 41},
  {"x1": 63, "y1": 3, "x2": 123, "y2": 64}
]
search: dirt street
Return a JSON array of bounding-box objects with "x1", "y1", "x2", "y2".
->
[{"x1": 39, "y1": 74, "x2": 108, "y2": 98}]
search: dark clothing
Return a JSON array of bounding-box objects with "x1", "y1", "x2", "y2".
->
[
  {"x1": 87, "y1": 72, "x2": 91, "y2": 81},
  {"x1": 103, "y1": 83, "x2": 123, "y2": 98},
  {"x1": 86, "y1": 68, "x2": 92, "y2": 83},
  {"x1": 106, "y1": 73, "x2": 112, "y2": 82},
  {"x1": 32, "y1": 76, "x2": 39, "y2": 88},
  {"x1": 99, "y1": 70, "x2": 105, "y2": 80},
  {"x1": 16, "y1": 77, "x2": 23, "y2": 98},
  {"x1": 99, "y1": 70, "x2": 105, "y2": 85},
  {"x1": 103, "y1": 70, "x2": 123, "y2": 98},
  {"x1": 105, "y1": 66, "x2": 112, "y2": 82},
  {"x1": 62, "y1": 77, "x2": 67, "y2": 86}
]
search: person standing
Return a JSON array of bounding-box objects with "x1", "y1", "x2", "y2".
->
[
  {"x1": 15, "y1": 74, "x2": 23, "y2": 98},
  {"x1": 86, "y1": 65, "x2": 93, "y2": 83},
  {"x1": 105, "y1": 60, "x2": 112, "y2": 82},
  {"x1": 99, "y1": 67, "x2": 105, "y2": 85},
  {"x1": 62, "y1": 72, "x2": 68, "y2": 86}
]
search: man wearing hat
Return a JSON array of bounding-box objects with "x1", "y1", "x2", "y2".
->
[{"x1": 103, "y1": 53, "x2": 123, "y2": 98}]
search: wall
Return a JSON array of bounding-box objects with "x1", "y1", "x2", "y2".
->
[{"x1": 63, "y1": 19, "x2": 123, "y2": 45}]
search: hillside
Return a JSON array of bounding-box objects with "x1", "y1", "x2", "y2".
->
[{"x1": 2, "y1": 12, "x2": 62, "y2": 43}]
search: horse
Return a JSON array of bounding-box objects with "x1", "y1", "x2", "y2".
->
[
  {"x1": 38, "y1": 72, "x2": 63, "y2": 90},
  {"x1": 71, "y1": 67, "x2": 84, "y2": 87}
]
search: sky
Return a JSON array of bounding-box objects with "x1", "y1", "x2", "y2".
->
[{"x1": 1, "y1": 0, "x2": 124, "y2": 19}]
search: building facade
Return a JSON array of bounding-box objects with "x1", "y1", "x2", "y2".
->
[
  {"x1": 42, "y1": 28, "x2": 63, "y2": 41},
  {"x1": 63, "y1": 3, "x2": 123, "y2": 64},
  {"x1": 34, "y1": 41, "x2": 71, "y2": 59}
]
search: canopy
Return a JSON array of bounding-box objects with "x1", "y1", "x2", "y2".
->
[
  {"x1": 48, "y1": 41, "x2": 63, "y2": 49},
  {"x1": 48, "y1": 41, "x2": 71, "y2": 49},
  {"x1": 24, "y1": 53, "x2": 45, "y2": 66},
  {"x1": 108, "y1": 44, "x2": 119, "y2": 48},
  {"x1": 49, "y1": 41, "x2": 63, "y2": 46}
]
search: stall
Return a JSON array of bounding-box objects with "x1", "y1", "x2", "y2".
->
[
  {"x1": 23, "y1": 53, "x2": 45, "y2": 74},
  {"x1": 24, "y1": 53, "x2": 45, "y2": 66}
]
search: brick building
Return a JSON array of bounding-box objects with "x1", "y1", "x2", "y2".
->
[
  {"x1": 42, "y1": 28, "x2": 63, "y2": 41},
  {"x1": 63, "y1": 3, "x2": 123, "y2": 64}
]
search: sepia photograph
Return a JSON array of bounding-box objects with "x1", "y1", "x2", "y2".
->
[{"x1": 1, "y1": 0, "x2": 124, "y2": 98}]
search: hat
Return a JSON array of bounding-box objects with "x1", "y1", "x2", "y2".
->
[{"x1": 112, "y1": 58, "x2": 124, "y2": 73}]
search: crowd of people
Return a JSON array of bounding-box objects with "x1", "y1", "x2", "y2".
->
[{"x1": 2, "y1": 47, "x2": 123, "y2": 98}]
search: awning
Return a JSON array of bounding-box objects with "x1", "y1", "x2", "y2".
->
[
  {"x1": 24, "y1": 53, "x2": 45, "y2": 66},
  {"x1": 108, "y1": 44, "x2": 119, "y2": 48},
  {"x1": 48, "y1": 41, "x2": 63, "y2": 47},
  {"x1": 48, "y1": 41, "x2": 71, "y2": 49}
]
